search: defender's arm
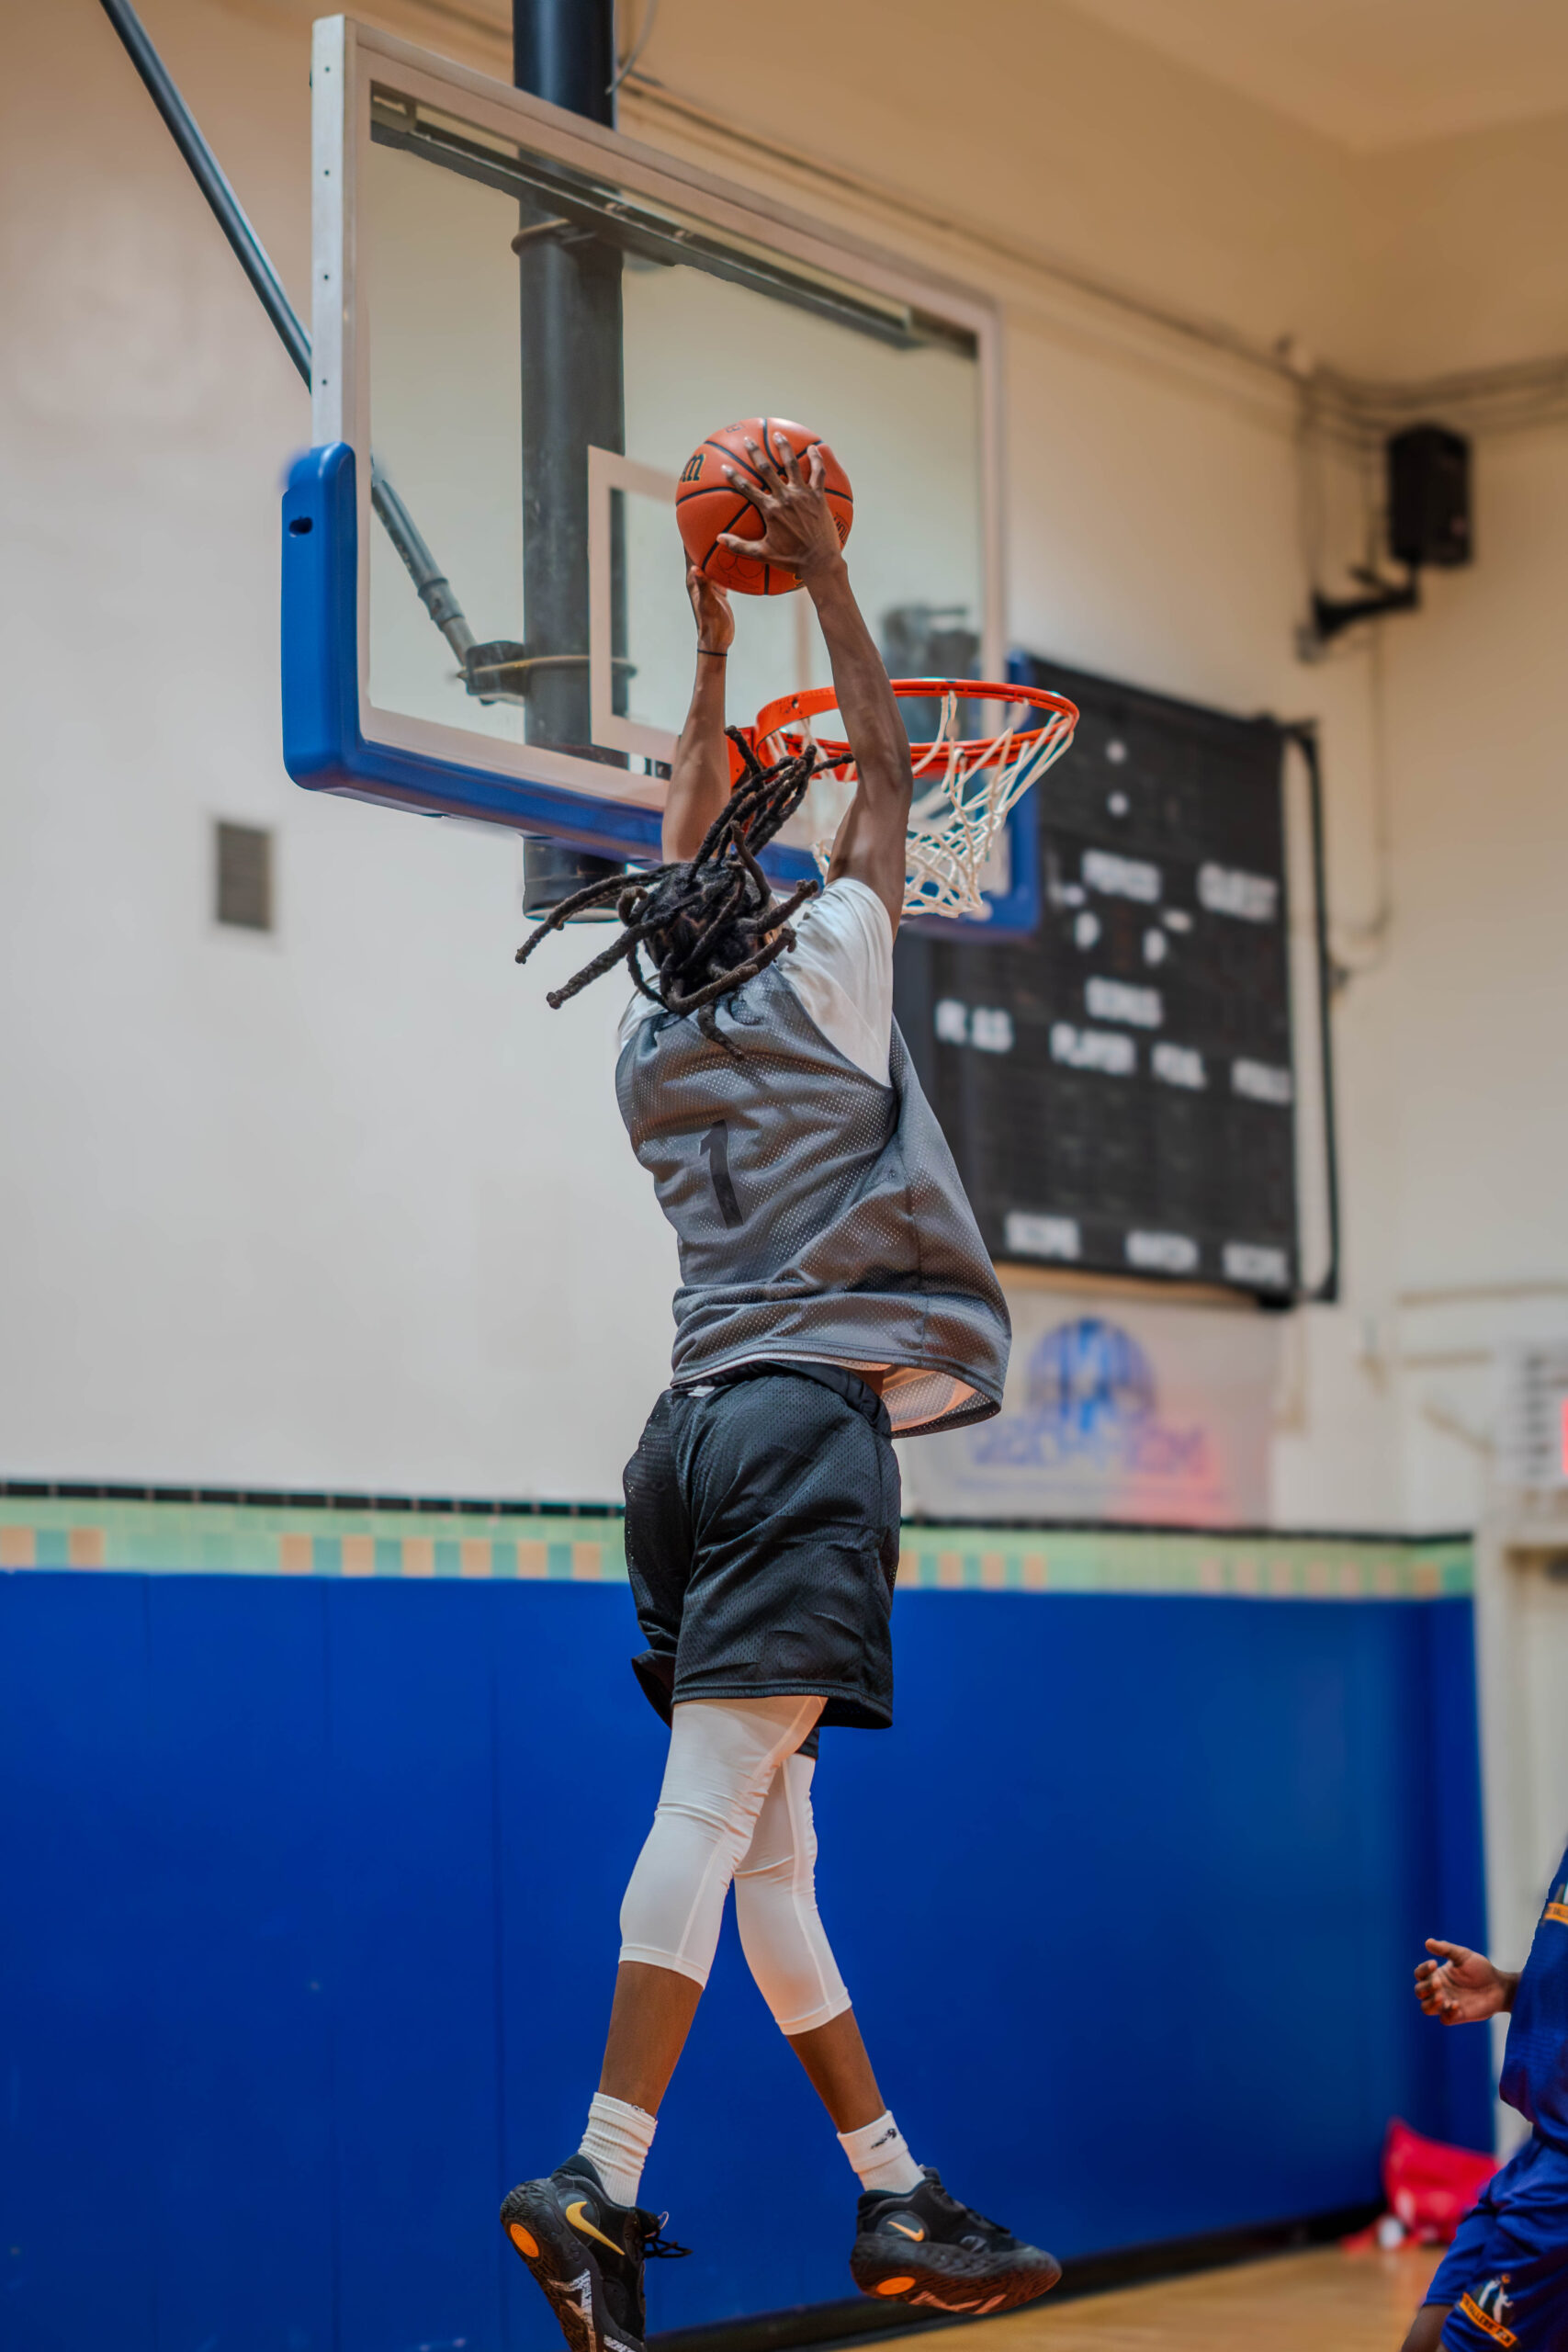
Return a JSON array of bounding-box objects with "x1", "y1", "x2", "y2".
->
[
  {"x1": 1415, "y1": 1940, "x2": 1518, "y2": 2022},
  {"x1": 662, "y1": 566, "x2": 735, "y2": 865}
]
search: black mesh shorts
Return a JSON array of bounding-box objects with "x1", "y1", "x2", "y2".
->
[{"x1": 622, "y1": 1363, "x2": 903, "y2": 1739}]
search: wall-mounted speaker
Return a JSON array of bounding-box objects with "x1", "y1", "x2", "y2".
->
[{"x1": 1389, "y1": 424, "x2": 1472, "y2": 569}]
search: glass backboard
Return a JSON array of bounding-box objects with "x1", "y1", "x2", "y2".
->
[{"x1": 285, "y1": 17, "x2": 1003, "y2": 894}]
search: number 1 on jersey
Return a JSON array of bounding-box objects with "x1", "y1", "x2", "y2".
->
[{"x1": 700, "y1": 1121, "x2": 745, "y2": 1227}]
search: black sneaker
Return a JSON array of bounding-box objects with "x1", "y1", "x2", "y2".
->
[
  {"x1": 850, "y1": 2167, "x2": 1061, "y2": 2315},
  {"x1": 500, "y1": 2153, "x2": 689, "y2": 2352}
]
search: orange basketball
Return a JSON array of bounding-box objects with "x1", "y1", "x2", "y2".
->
[{"x1": 675, "y1": 416, "x2": 853, "y2": 596}]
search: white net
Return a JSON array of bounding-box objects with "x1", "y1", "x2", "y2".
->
[{"x1": 802, "y1": 687, "x2": 1078, "y2": 919}]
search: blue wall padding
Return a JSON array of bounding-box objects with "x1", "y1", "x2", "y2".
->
[{"x1": 0, "y1": 1575, "x2": 1490, "y2": 2352}]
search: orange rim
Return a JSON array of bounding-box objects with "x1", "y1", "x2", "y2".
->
[{"x1": 752, "y1": 677, "x2": 1079, "y2": 766}]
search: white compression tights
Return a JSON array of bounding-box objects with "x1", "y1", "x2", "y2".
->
[{"x1": 618, "y1": 1694, "x2": 853, "y2": 2038}]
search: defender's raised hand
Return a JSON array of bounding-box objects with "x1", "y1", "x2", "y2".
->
[
  {"x1": 1415, "y1": 1940, "x2": 1517, "y2": 2024},
  {"x1": 717, "y1": 434, "x2": 844, "y2": 582}
]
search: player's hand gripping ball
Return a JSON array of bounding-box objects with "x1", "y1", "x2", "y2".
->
[{"x1": 676, "y1": 417, "x2": 853, "y2": 595}]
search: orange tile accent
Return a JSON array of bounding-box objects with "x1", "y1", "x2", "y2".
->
[
  {"x1": 67, "y1": 1527, "x2": 106, "y2": 1568},
  {"x1": 979, "y1": 1550, "x2": 1006, "y2": 1589},
  {"x1": 897, "y1": 1549, "x2": 921, "y2": 1587},
  {"x1": 460, "y1": 1539, "x2": 492, "y2": 1579},
  {"x1": 1199, "y1": 1556, "x2": 1225, "y2": 1594},
  {"x1": 516, "y1": 1540, "x2": 548, "y2": 1580},
  {"x1": 1337, "y1": 1561, "x2": 1363, "y2": 1598},
  {"x1": 936, "y1": 1549, "x2": 964, "y2": 1589},
  {"x1": 401, "y1": 1536, "x2": 435, "y2": 1578},
  {"x1": 1413, "y1": 1559, "x2": 1441, "y2": 1598},
  {"x1": 571, "y1": 1541, "x2": 602, "y2": 1581},
  {"x1": 0, "y1": 1526, "x2": 36, "y2": 1567},
  {"x1": 278, "y1": 1532, "x2": 313, "y2": 1574},
  {"x1": 1233, "y1": 1556, "x2": 1259, "y2": 1594},
  {"x1": 1021, "y1": 1552, "x2": 1048, "y2": 1589},
  {"x1": 1305, "y1": 1559, "x2": 1332, "y2": 1599},
  {"x1": 1374, "y1": 1560, "x2": 1400, "y2": 1598},
  {"x1": 1269, "y1": 1559, "x2": 1295, "y2": 1597},
  {"x1": 341, "y1": 1535, "x2": 375, "y2": 1577}
]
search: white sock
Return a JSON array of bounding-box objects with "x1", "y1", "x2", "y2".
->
[
  {"x1": 579, "y1": 2091, "x2": 657, "y2": 2209},
  {"x1": 839, "y1": 2109, "x2": 924, "y2": 2196}
]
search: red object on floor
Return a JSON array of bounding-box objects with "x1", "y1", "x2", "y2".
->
[{"x1": 1369, "y1": 2118, "x2": 1499, "y2": 2245}]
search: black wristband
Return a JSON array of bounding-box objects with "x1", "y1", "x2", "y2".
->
[{"x1": 697, "y1": 647, "x2": 728, "y2": 659}]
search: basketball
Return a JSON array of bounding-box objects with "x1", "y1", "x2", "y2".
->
[{"x1": 676, "y1": 416, "x2": 853, "y2": 595}]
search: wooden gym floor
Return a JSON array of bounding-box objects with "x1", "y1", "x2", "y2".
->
[{"x1": 896, "y1": 2244, "x2": 1441, "y2": 2351}]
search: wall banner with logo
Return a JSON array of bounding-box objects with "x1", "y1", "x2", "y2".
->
[{"x1": 900, "y1": 1281, "x2": 1282, "y2": 1525}]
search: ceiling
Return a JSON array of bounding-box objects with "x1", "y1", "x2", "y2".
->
[{"x1": 1060, "y1": 0, "x2": 1568, "y2": 150}]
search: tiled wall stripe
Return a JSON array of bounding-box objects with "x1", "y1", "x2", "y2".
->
[
  {"x1": 893, "y1": 1531, "x2": 1471, "y2": 1599},
  {"x1": 0, "y1": 1496, "x2": 1471, "y2": 1599},
  {"x1": 0, "y1": 1504, "x2": 623, "y2": 1584}
]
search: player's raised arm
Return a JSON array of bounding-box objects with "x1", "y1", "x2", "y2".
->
[
  {"x1": 662, "y1": 566, "x2": 735, "y2": 865},
  {"x1": 716, "y1": 435, "x2": 913, "y2": 933}
]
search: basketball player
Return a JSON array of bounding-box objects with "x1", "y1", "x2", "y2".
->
[
  {"x1": 502, "y1": 434, "x2": 1060, "y2": 2352},
  {"x1": 1399, "y1": 1839, "x2": 1568, "y2": 2352}
]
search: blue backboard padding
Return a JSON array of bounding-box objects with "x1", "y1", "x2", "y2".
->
[
  {"x1": 0, "y1": 1575, "x2": 1489, "y2": 2352},
  {"x1": 279, "y1": 446, "x2": 1041, "y2": 931},
  {"x1": 283, "y1": 444, "x2": 668, "y2": 863}
]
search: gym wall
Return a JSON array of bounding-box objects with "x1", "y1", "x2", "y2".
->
[{"x1": 5, "y1": 0, "x2": 1568, "y2": 1533}]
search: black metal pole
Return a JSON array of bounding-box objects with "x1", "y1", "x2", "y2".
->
[
  {"x1": 514, "y1": 0, "x2": 630, "y2": 917},
  {"x1": 514, "y1": 0, "x2": 617, "y2": 125}
]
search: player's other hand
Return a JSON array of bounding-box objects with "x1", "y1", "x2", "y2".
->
[
  {"x1": 686, "y1": 562, "x2": 735, "y2": 655},
  {"x1": 1415, "y1": 1940, "x2": 1510, "y2": 2023},
  {"x1": 717, "y1": 434, "x2": 843, "y2": 583}
]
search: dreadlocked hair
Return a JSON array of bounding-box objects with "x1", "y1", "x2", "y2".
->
[{"x1": 513, "y1": 730, "x2": 843, "y2": 1044}]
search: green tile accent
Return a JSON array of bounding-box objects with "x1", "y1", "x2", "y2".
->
[
  {"x1": 892, "y1": 1526, "x2": 1472, "y2": 1600},
  {"x1": 0, "y1": 1495, "x2": 1472, "y2": 1600}
]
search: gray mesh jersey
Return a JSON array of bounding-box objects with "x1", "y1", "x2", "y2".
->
[{"x1": 615, "y1": 956, "x2": 1010, "y2": 1439}]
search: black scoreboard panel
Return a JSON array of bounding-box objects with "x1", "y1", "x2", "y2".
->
[{"x1": 894, "y1": 655, "x2": 1299, "y2": 1298}]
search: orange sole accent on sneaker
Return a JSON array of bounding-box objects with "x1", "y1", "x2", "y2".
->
[
  {"x1": 876, "y1": 2278, "x2": 916, "y2": 2296},
  {"x1": 509, "y1": 2224, "x2": 540, "y2": 2259}
]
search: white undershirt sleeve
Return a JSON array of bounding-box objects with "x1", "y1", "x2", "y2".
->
[
  {"x1": 778, "y1": 878, "x2": 894, "y2": 1085},
  {"x1": 616, "y1": 876, "x2": 895, "y2": 1083}
]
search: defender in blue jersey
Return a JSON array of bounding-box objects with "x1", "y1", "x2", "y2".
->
[{"x1": 1401, "y1": 1847, "x2": 1568, "y2": 2352}]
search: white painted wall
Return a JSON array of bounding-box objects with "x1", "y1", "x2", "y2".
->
[{"x1": 2, "y1": 0, "x2": 1564, "y2": 1526}]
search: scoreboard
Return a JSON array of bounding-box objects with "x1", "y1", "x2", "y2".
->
[{"x1": 894, "y1": 654, "x2": 1305, "y2": 1300}]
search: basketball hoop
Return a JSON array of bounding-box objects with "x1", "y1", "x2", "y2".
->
[{"x1": 751, "y1": 679, "x2": 1079, "y2": 920}]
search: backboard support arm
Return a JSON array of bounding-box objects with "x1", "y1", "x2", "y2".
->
[{"x1": 96, "y1": 0, "x2": 479, "y2": 672}]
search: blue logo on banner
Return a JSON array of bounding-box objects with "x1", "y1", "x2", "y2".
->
[
  {"x1": 972, "y1": 1317, "x2": 1206, "y2": 1477},
  {"x1": 1026, "y1": 1317, "x2": 1156, "y2": 1436}
]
